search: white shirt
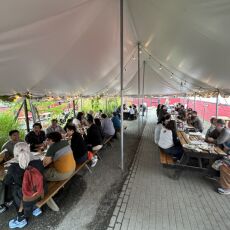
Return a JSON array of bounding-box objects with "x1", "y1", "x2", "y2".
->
[
  {"x1": 154, "y1": 123, "x2": 163, "y2": 144},
  {"x1": 158, "y1": 127, "x2": 174, "y2": 149},
  {"x1": 129, "y1": 108, "x2": 135, "y2": 115}
]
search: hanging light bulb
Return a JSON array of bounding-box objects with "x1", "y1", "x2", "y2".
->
[
  {"x1": 170, "y1": 73, "x2": 173, "y2": 79},
  {"x1": 132, "y1": 56, "x2": 136, "y2": 60},
  {"x1": 159, "y1": 65, "x2": 162, "y2": 70}
]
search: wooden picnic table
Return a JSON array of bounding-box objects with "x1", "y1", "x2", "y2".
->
[{"x1": 177, "y1": 131, "x2": 226, "y2": 169}]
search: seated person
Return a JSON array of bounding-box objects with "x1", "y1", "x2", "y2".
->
[
  {"x1": 25, "y1": 123, "x2": 46, "y2": 152},
  {"x1": 101, "y1": 114, "x2": 115, "y2": 138},
  {"x1": 85, "y1": 114, "x2": 103, "y2": 152},
  {"x1": 205, "y1": 117, "x2": 217, "y2": 140},
  {"x1": 64, "y1": 118, "x2": 73, "y2": 132},
  {"x1": 94, "y1": 118, "x2": 104, "y2": 140},
  {"x1": 46, "y1": 119, "x2": 65, "y2": 135},
  {"x1": 218, "y1": 164, "x2": 230, "y2": 195},
  {"x1": 66, "y1": 125, "x2": 88, "y2": 164},
  {"x1": 1, "y1": 130, "x2": 21, "y2": 162},
  {"x1": 72, "y1": 112, "x2": 88, "y2": 128},
  {"x1": 206, "y1": 119, "x2": 225, "y2": 144},
  {"x1": 158, "y1": 120, "x2": 183, "y2": 160},
  {"x1": 111, "y1": 112, "x2": 121, "y2": 138},
  {"x1": 154, "y1": 114, "x2": 171, "y2": 144},
  {"x1": 191, "y1": 111, "x2": 204, "y2": 132},
  {"x1": 4, "y1": 142, "x2": 45, "y2": 228},
  {"x1": 43, "y1": 132, "x2": 76, "y2": 181}
]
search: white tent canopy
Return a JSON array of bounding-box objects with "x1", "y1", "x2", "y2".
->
[{"x1": 0, "y1": 0, "x2": 230, "y2": 97}]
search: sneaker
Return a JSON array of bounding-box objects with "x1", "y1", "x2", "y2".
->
[
  {"x1": 0, "y1": 204, "x2": 7, "y2": 214},
  {"x1": 91, "y1": 156, "x2": 98, "y2": 168},
  {"x1": 218, "y1": 188, "x2": 230, "y2": 195},
  {"x1": 32, "y1": 207, "x2": 42, "y2": 217},
  {"x1": 5, "y1": 200, "x2": 13, "y2": 208},
  {"x1": 9, "y1": 217, "x2": 27, "y2": 229}
]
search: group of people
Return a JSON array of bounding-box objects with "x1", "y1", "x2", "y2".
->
[
  {"x1": 0, "y1": 110, "x2": 121, "y2": 228},
  {"x1": 155, "y1": 103, "x2": 230, "y2": 195}
]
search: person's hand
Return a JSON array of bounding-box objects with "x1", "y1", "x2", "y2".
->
[{"x1": 207, "y1": 137, "x2": 214, "y2": 143}]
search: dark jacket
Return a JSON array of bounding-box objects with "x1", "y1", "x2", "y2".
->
[
  {"x1": 85, "y1": 124, "x2": 102, "y2": 147},
  {"x1": 25, "y1": 131, "x2": 46, "y2": 152},
  {"x1": 4, "y1": 160, "x2": 46, "y2": 214},
  {"x1": 70, "y1": 132, "x2": 88, "y2": 161},
  {"x1": 191, "y1": 117, "x2": 203, "y2": 133}
]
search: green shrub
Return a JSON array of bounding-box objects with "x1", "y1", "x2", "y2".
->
[{"x1": 0, "y1": 113, "x2": 25, "y2": 149}]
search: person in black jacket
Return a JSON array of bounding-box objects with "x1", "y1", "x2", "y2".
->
[
  {"x1": 66, "y1": 125, "x2": 88, "y2": 164},
  {"x1": 25, "y1": 123, "x2": 46, "y2": 152},
  {"x1": 4, "y1": 142, "x2": 45, "y2": 229},
  {"x1": 84, "y1": 114, "x2": 103, "y2": 152}
]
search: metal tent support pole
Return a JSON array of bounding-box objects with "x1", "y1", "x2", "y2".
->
[
  {"x1": 137, "y1": 42, "x2": 141, "y2": 137},
  {"x1": 80, "y1": 97, "x2": 83, "y2": 111},
  {"x1": 120, "y1": 0, "x2": 124, "y2": 171},
  {"x1": 73, "y1": 100, "x2": 76, "y2": 117},
  {"x1": 141, "y1": 61, "x2": 146, "y2": 129},
  {"x1": 193, "y1": 93, "x2": 196, "y2": 111},
  {"x1": 23, "y1": 98, "x2": 30, "y2": 133},
  {"x1": 29, "y1": 99, "x2": 36, "y2": 124},
  {"x1": 216, "y1": 90, "x2": 219, "y2": 118},
  {"x1": 14, "y1": 100, "x2": 24, "y2": 121}
]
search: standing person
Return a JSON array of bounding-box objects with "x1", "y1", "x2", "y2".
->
[
  {"x1": 43, "y1": 132, "x2": 76, "y2": 181},
  {"x1": 4, "y1": 142, "x2": 45, "y2": 228},
  {"x1": 111, "y1": 112, "x2": 121, "y2": 139},
  {"x1": 101, "y1": 114, "x2": 115, "y2": 138},
  {"x1": 191, "y1": 111, "x2": 204, "y2": 133},
  {"x1": 66, "y1": 125, "x2": 88, "y2": 164},
  {"x1": 46, "y1": 119, "x2": 65, "y2": 135},
  {"x1": 1, "y1": 130, "x2": 21, "y2": 162},
  {"x1": 25, "y1": 123, "x2": 46, "y2": 152}
]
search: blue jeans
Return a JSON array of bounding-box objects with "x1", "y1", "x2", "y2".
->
[
  {"x1": 163, "y1": 145, "x2": 183, "y2": 160},
  {"x1": 76, "y1": 153, "x2": 88, "y2": 164}
]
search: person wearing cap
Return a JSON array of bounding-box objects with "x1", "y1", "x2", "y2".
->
[
  {"x1": 46, "y1": 119, "x2": 65, "y2": 135},
  {"x1": 1, "y1": 130, "x2": 21, "y2": 162},
  {"x1": 206, "y1": 119, "x2": 225, "y2": 144},
  {"x1": 3, "y1": 142, "x2": 45, "y2": 228}
]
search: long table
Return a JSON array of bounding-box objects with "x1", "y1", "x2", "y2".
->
[{"x1": 177, "y1": 131, "x2": 226, "y2": 169}]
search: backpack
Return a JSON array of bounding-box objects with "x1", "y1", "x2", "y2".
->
[{"x1": 22, "y1": 166, "x2": 44, "y2": 202}]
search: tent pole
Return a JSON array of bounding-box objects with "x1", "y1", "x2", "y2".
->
[
  {"x1": 137, "y1": 42, "x2": 141, "y2": 137},
  {"x1": 193, "y1": 93, "x2": 196, "y2": 110},
  {"x1": 23, "y1": 98, "x2": 30, "y2": 133},
  {"x1": 73, "y1": 99, "x2": 76, "y2": 117},
  {"x1": 216, "y1": 90, "x2": 219, "y2": 118},
  {"x1": 141, "y1": 61, "x2": 146, "y2": 129},
  {"x1": 120, "y1": 0, "x2": 124, "y2": 171},
  {"x1": 80, "y1": 97, "x2": 83, "y2": 111},
  {"x1": 29, "y1": 99, "x2": 36, "y2": 124},
  {"x1": 14, "y1": 100, "x2": 24, "y2": 121}
]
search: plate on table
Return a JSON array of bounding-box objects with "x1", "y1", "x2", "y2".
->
[
  {"x1": 198, "y1": 144, "x2": 210, "y2": 151},
  {"x1": 189, "y1": 132, "x2": 202, "y2": 136}
]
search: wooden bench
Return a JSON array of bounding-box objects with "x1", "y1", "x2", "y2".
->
[
  {"x1": 103, "y1": 136, "x2": 113, "y2": 147},
  {"x1": 159, "y1": 148, "x2": 174, "y2": 165},
  {"x1": 36, "y1": 160, "x2": 91, "y2": 211}
]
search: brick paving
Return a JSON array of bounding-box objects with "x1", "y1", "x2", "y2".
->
[{"x1": 108, "y1": 111, "x2": 230, "y2": 230}]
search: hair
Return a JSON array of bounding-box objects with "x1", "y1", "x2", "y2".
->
[
  {"x1": 33, "y1": 122, "x2": 42, "y2": 129},
  {"x1": 9, "y1": 129, "x2": 19, "y2": 136},
  {"x1": 87, "y1": 114, "x2": 94, "y2": 123},
  {"x1": 164, "y1": 113, "x2": 171, "y2": 120},
  {"x1": 76, "y1": 112, "x2": 84, "y2": 121},
  {"x1": 66, "y1": 125, "x2": 76, "y2": 132},
  {"x1": 192, "y1": 111, "x2": 197, "y2": 115},
  {"x1": 101, "y1": 114, "x2": 107, "y2": 119},
  {"x1": 165, "y1": 120, "x2": 176, "y2": 132},
  {"x1": 210, "y1": 117, "x2": 217, "y2": 124},
  {"x1": 51, "y1": 118, "x2": 58, "y2": 122},
  {"x1": 46, "y1": 132, "x2": 62, "y2": 143},
  {"x1": 157, "y1": 104, "x2": 161, "y2": 109},
  {"x1": 94, "y1": 118, "x2": 101, "y2": 127},
  {"x1": 113, "y1": 112, "x2": 117, "y2": 116},
  {"x1": 14, "y1": 142, "x2": 31, "y2": 169},
  {"x1": 99, "y1": 110, "x2": 103, "y2": 113}
]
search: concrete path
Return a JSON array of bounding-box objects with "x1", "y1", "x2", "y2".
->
[{"x1": 108, "y1": 111, "x2": 230, "y2": 230}]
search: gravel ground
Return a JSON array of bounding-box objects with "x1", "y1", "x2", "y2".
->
[{"x1": 0, "y1": 115, "x2": 146, "y2": 230}]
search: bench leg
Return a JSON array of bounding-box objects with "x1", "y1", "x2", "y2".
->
[
  {"x1": 96, "y1": 152, "x2": 102, "y2": 161},
  {"x1": 85, "y1": 164, "x2": 92, "y2": 174},
  {"x1": 47, "y1": 198, "x2": 60, "y2": 212}
]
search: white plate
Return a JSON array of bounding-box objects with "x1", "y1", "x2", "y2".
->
[{"x1": 183, "y1": 144, "x2": 196, "y2": 150}]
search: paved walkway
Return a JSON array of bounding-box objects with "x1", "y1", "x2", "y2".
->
[{"x1": 107, "y1": 111, "x2": 230, "y2": 230}]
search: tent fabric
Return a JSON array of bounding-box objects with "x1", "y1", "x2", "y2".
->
[{"x1": 0, "y1": 0, "x2": 229, "y2": 97}]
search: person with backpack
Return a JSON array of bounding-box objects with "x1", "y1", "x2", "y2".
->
[{"x1": 3, "y1": 142, "x2": 45, "y2": 229}]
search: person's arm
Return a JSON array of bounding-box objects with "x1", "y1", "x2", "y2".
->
[
  {"x1": 172, "y1": 130, "x2": 179, "y2": 146},
  {"x1": 43, "y1": 156, "x2": 52, "y2": 167}
]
